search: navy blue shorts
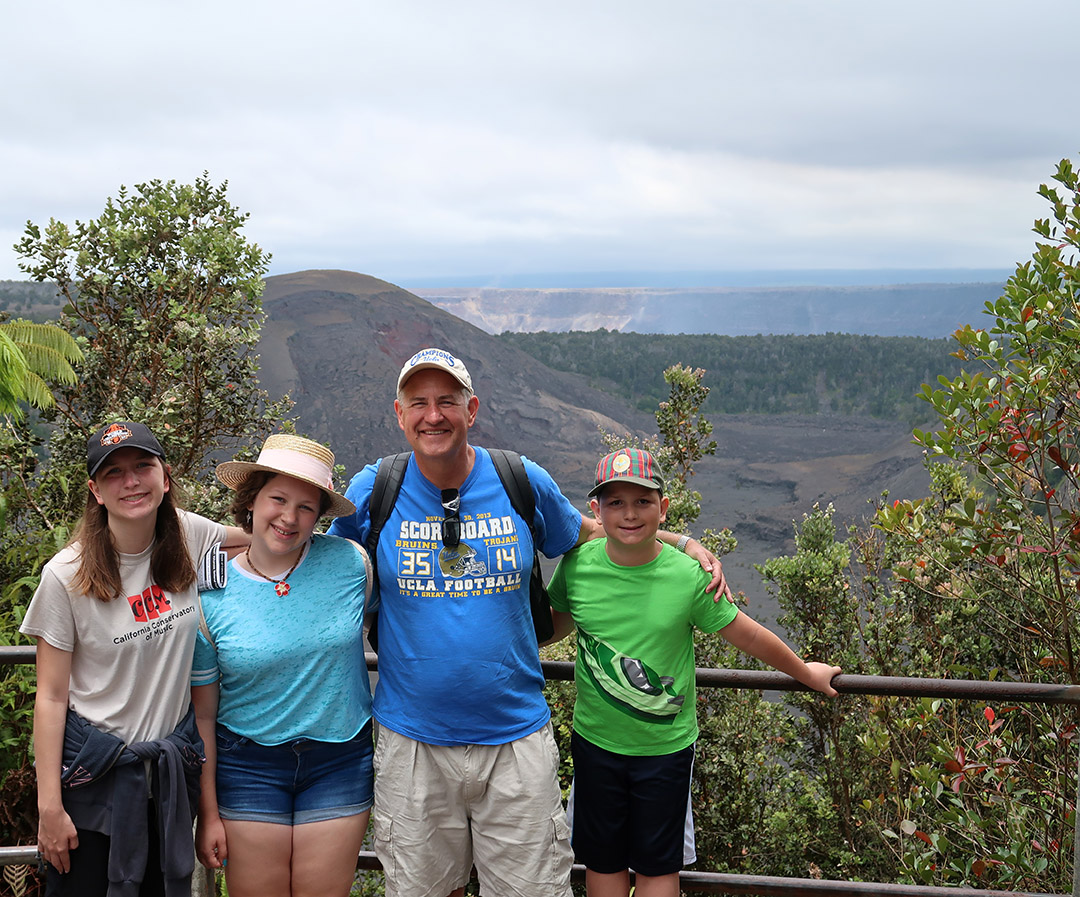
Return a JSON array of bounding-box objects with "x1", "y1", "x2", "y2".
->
[
  {"x1": 215, "y1": 721, "x2": 374, "y2": 825},
  {"x1": 569, "y1": 730, "x2": 694, "y2": 876}
]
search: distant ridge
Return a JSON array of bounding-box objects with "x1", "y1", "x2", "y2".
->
[
  {"x1": 392, "y1": 268, "x2": 1012, "y2": 289},
  {"x1": 410, "y1": 282, "x2": 1005, "y2": 337},
  {"x1": 0, "y1": 274, "x2": 1007, "y2": 337}
]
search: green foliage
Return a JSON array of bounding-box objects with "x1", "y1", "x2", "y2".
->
[
  {"x1": 894, "y1": 160, "x2": 1080, "y2": 684},
  {"x1": 877, "y1": 702, "x2": 1070, "y2": 889},
  {"x1": 600, "y1": 364, "x2": 734, "y2": 556},
  {"x1": 0, "y1": 319, "x2": 82, "y2": 418},
  {"x1": 0, "y1": 420, "x2": 74, "y2": 857},
  {"x1": 501, "y1": 330, "x2": 963, "y2": 423},
  {"x1": 0, "y1": 175, "x2": 294, "y2": 854},
  {"x1": 870, "y1": 158, "x2": 1080, "y2": 890},
  {"x1": 14, "y1": 173, "x2": 293, "y2": 520},
  {"x1": 757, "y1": 501, "x2": 1076, "y2": 890},
  {"x1": 746, "y1": 157, "x2": 1080, "y2": 891},
  {"x1": 759, "y1": 506, "x2": 865, "y2": 856},
  {"x1": 0, "y1": 329, "x2": 30, "y2": 415},
  {"x1": 692, "y1": 629, "x2": 843, "y2": 879}
]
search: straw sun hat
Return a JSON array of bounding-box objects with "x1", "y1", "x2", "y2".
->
[{"x1": 216, "y1": 434, "x2": 356, "y2": 518}]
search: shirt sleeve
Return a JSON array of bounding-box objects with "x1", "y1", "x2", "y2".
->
[
  {"x1": 19, "y1": 564, "x2": 77, "y2": 652},
  {"x1": 180, "y1": 510, "x2": 227, "y2": 563},
  {"x1": 327, "y1": 463, "x2": 378, "y2": 544},
  {"x1": 521, "y1": 456, "x2": 585, "y2": 560},
  {"x1": 692, "y1": 562, "x2": 740, "y2": 633},
  {"x1": 547, "y1": 556, "x2": 570, "y2": 612},
  {"x1": 190, "y1": 629, "x2": 220, "y2": 686}
]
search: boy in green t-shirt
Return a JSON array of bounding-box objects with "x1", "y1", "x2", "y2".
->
[{"x1": 547, "y1": 448, "x2": 840, "y2": 897}]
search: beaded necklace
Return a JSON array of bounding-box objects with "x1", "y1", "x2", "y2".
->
[{"x1": 244, "y1": 543, "x2": 306, "y2": 596}]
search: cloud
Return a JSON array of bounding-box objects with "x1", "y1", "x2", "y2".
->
[{"x1": 0, "y1": 0, "x2": 1075, "y2": 281}]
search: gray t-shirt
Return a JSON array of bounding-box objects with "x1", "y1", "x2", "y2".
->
[{"x1": 21, "y1": 510, "x2": 224, "y2": 744}]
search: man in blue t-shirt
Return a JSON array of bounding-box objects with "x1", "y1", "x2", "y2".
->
[{"x1": 328, "y1": 347, "x2": 728, "y2": 897}]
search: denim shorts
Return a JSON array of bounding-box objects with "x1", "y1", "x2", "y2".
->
[{"x1": 215, "y1": 720, "x2": 374, "y2": 825}]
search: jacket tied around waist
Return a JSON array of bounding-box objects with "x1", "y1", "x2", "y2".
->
[{"x1": 58, "y1": 704, "x2": 204, "y2": 897}]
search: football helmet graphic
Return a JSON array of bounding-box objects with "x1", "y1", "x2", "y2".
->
[{"x1": 438, "y1": 541, "x2": 487, "y2": 577}]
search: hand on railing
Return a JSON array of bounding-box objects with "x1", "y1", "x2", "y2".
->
[{"x1": 803, "y1": 662, "x2": 843, "y2": 697}]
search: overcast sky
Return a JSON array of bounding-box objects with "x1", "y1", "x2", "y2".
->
[{"x1": 1, "y1": 1, "x2": 1075, "y2": 285}]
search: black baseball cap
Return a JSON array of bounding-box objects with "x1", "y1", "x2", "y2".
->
[{"x1": 87, "y1": 422, "x2": 166, "y2": 477}]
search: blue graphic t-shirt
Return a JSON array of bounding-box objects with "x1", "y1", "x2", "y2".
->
[{"x1": 328, "y1": 448, "x2": 582, "y2": 745}]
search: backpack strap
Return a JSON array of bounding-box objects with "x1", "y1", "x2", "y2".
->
[
  {"x1": 488, "y1": 449, "x2": 535, "y2": 532},
  {"x1": 364, "y1": 452, "x2": 412, "y2": 652},
  {"x1": 487, "y1": 449, "x2": 554, "y2": 643},
  {"x1": 366, "y1": 452, "x2": 412, "y2": 572}
]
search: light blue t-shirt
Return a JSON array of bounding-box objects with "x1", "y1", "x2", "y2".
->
[
  {"x1": 327, "y1": 447, "x2": 583, "y2": 746},
  {"x1": 191, "y1": 534, "x2": 372, "y2": 745}
]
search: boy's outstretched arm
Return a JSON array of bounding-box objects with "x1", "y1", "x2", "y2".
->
[{"x1": 720, "y1": 612, "x2": 841, "y2": 696}]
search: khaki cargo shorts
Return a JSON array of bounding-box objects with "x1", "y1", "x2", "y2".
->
[{"x1": 372, "y1": 724, "x2": 573, "y2": 897}]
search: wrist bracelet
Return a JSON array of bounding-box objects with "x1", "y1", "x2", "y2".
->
[{"x1": 675, "y1": 534, "x2": 691, "y2": 553}]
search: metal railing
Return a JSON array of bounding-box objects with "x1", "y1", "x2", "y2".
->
[{"x1": 1, "y1": 646, "x2": 1076, "y2": 896}]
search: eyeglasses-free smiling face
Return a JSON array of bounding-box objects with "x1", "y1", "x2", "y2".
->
[
  {"x1": 394, "y1": 369, "x2": 478, "y2": 463},
  {"x1": 248, "y1": 474, "x2": 323, "y2": 566},
  {"x1": 590, "y1": 481, "x2": 669, "y2": 559},
  {"x1": 88, "y1": 447, "x2": 170, "y2": 525}
]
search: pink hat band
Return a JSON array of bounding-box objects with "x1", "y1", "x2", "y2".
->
[
  {"x1": 215, "y1": 434, "x2": 356, "y2": 518},
  {"x1": 255, "y1": 446, "x2": 334, "y2": 489}
]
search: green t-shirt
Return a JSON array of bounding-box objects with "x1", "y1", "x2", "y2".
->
[{"x1": 548, "y1": 540, "x2": 739, "y2": 756}]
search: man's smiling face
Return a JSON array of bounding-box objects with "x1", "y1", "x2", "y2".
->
[{"x1": 395, "y1": 368, "x2": 479, "y2": 463}]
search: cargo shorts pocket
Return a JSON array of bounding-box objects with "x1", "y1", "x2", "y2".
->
[
  {"x1": 550, "y1": 811, "x2": 574, "y2": 892},
  {"x1": 372, "y1": 809, "x2": 395, "y2": 881}
]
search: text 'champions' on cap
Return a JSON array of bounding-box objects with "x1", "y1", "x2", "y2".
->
[{"x1": 397, "y1": 348, "x2": 473, "y2": 393}]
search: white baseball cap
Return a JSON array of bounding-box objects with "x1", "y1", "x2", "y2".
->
[{"x1": 397, "y1": 347, "x2": 473, "y2": 392}]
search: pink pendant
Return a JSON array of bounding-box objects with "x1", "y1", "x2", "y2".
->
[{"x1": 275, "y1": 582, "x2": 290, "y2": 597}]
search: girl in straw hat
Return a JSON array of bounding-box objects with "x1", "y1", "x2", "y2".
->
[
  {"x1": 20, "y1": 421, "x2": 249, "y2": 897},
  {"x1": 191, "y1": 434, "x2": 374, "y2": 897}
]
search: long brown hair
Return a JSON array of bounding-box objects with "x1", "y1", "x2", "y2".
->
[{"x1": 70, "y1": 465, "x2": 196, "y2": 601}]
